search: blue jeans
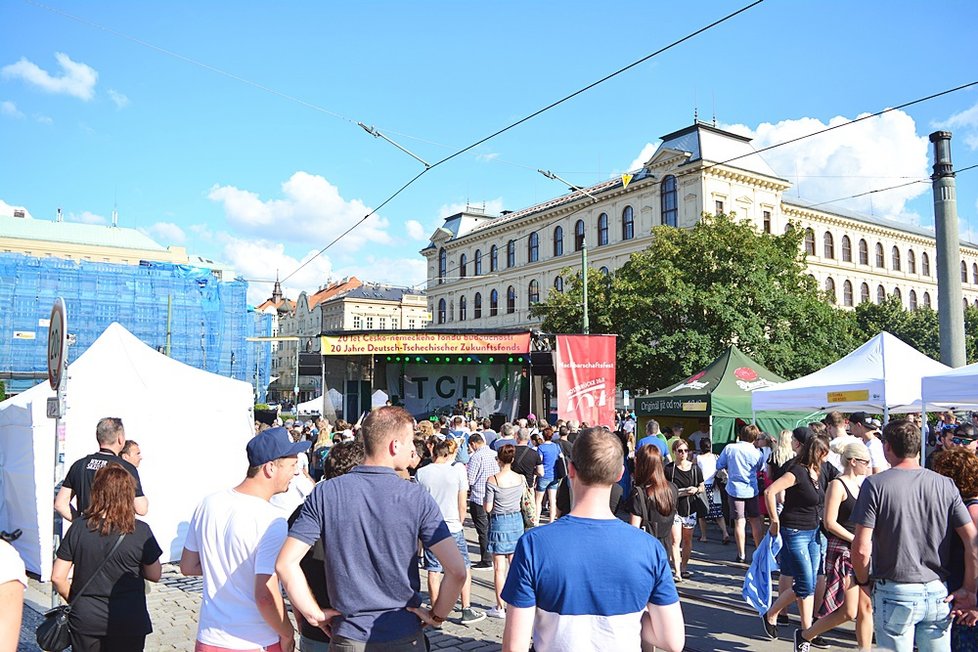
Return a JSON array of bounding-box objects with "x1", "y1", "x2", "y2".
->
[
  {"x1": 779, "y1": 527, "x2": 820, "y2": 598},
  {"x1": 872, "y1": 579, "x2": 952, "y2": 652}
]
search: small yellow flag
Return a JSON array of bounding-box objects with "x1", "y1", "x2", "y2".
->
[{"x1": 621, "y1": 173, "x2": 633, "y2": 189}]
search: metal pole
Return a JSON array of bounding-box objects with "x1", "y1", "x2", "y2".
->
[
  {"x1": 165, "y1": 294, "x2": 172, "y2": 356},
  {"x1": 582, "y1": 236, "x2": 590, "y2": 334},
  {"x1": 930, "y1": 131, "x2": 966, "y2": 367},
  {"x1": 294, "y1": 340, "x2": 300, "y2": 409}
]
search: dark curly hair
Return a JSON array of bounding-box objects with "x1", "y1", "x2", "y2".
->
[
  {"x1": 323, "y1": 441, "x2": 365, "y2": 480},
  {"x1": 932, "y1": 447, "x2": 978, "y2": 500}
]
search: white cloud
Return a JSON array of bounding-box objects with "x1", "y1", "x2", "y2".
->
[
  {"x1": 1, "y1": 101, "x2": 23, "y2": 118},
  {"x1": 476, "y1": 152, "x2": 500, "y2": 162},
  {"x1": 437, "y1": 197, "x2": 505, "y2": 219},
  {"x1": 219, "y1": 235, "x2": 337, "y2": 306},
  {"x1": 1, "y1": 52, "x2": 98, "y2": 101},
  {"x1": 405, "y1": 219, "x2": 427, "y2": 240},
  {"x1": 627, "y1": 142, "x2": 659, "y2": 172},
  {"x1": 35, "y1": 114, "x2": 53, "y2": 125},
  {"x1": 142, "y1": 221, "x2": 186, "y2": 244},
  {"x1": 208, "y1": 171, "x2": 392, "y2": 249},
  {"x1": 937, "y1": 101, "x2": 978, "y2": 151},
  {"x1": 65, "y1": 210, "x2": 107, "y2": 225},
  {"x1": 108, "y1": 89, "x2": 129, "y2": 109},
  {"x1": 333, "y1": 256, "x2": 427, "y2": 290}
]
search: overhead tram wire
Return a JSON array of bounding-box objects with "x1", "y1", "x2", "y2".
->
[
  {"x1": 280, "y1": 0, "x2": 768, "y2": 282},
  {"x1": 806, "y1": 162, "x2": 978, "y2": 209}
]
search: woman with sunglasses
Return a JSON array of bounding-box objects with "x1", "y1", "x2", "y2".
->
[
  {"x1": 666, "y1": 438, "x2": 706, "y2": 580},
  {"x1": 795, "y1": 439, "x2": 874, "y2": 650}
]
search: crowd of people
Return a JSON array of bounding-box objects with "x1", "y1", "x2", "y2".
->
[{"x1": 4, "y1": 407, "x2": 978, "y2": 651}]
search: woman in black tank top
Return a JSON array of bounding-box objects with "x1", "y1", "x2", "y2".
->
[{"x1": 797, "y1": 439, "x2": 873, "y2": 649}]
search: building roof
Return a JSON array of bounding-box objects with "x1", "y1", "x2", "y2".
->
[
  {"x1": 0, "y1": 214, "x2": 170, "y2": 251},
  {"x1": 307, "y1": 276, "x2": 362, "y2": 309},
  {"x1": 328, "y1": 283, "x2": 424, "y2": 303},
  {"x1": 655, "y1": 122, "x2": 783, "y2": 180}
]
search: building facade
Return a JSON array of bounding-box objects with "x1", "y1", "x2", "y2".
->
[{"x1": 421, "y1": 123, "x2": 978, "y2": 328}]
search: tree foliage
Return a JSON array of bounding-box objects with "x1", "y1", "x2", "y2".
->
[{"x1": 531, "y1": 214, "x2": 858, "y2": 391}]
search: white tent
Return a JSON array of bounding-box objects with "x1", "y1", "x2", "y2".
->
[
  {"x1": 371, "y1": 389, "x2": 389, "y2": 409},
  {"x1": 921, "y1": 361, "x2": 978, "y2": 412},
  {"x1": 296, "y1": 388, "x2": 343, "y2": 415},
  {"x1": 751, "y1": 332, "x2": 949, "y2": 416},
  {"x1": 0, "y1": 323, "x2": 254, "y2": 579}
]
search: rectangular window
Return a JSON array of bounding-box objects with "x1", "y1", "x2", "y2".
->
[
  {"x1": 379, "y1": 317, "x2": 386, "y2": 329},
  {"x1": 366, "y1": 317, "x2": 374, "y2": 329},
  {"x1": 408, "y1": 319, "x2": 416, "y2": 329},
  {"x1": 353, "y1": 316, "x2": 362, "y2": 329},
  {"x1": 763, "y1": 210, "x2": 771, "y2": 234},
  {"x1": 715, "y1": 200, "x2": 724, "y2": 215}
]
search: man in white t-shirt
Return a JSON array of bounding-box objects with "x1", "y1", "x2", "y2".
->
[
  {"x1": 415, "y1": 438, "x2": 485, "y2": 624},
  {"x1": 180, "y1": 427, "x2": 310, "y2": 652},
  {"x1": 849, "y1": 412, "x2": 889, "y2": 474},
  {"x1": 688, "y1": 419, "x2": 710, "y2": 451},
  {"x1": 824, "y1": 411, "x2": 860, "y2": 473}
]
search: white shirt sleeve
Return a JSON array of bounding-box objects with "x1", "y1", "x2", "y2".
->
[
  {"x1": 0, "y1": 540, "x2": 27, "y2": 588},
  {"x1": 254, "y1": 516, "x2": 288, "y2": 576}
]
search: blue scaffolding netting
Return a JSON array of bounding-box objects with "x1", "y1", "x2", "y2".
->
[{"x1": 0, "y1": 253, "x2": 273, "y2": 400}]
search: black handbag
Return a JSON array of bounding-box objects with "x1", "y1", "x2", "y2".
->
[{"x1": 36, "y1": 533, "x2": 126, "y2": 651}]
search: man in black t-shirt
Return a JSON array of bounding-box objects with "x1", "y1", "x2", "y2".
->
[
  {"x1": 511, "y1": 429, "x2": 543, "y2": 491},
  {"x1": 55, "y1": 417, "x2": 147, "y2": 521}
]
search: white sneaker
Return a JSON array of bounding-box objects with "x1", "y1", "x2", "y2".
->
[{"x1": 486, "y1": 606, "x2": 506, "y2": 619}]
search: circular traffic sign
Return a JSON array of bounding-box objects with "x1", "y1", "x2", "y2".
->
[{"x1": 48, "y1": 298, "x2": 67, "y2": 390}]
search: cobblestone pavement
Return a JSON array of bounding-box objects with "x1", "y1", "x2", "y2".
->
[{"x1": 21, "y1": 523, "x2": 505, "y2": 651}]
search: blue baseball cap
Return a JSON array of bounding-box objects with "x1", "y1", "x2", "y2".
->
[{"x1": 247, "y1": 427, "x2": 311, "y2": 466}]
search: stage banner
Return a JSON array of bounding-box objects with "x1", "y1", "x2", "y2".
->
[
  {"x1": 554, "y1": 334, "x2": 617, "y2": 427},
  {"x1": 385, "y1": 363, "x2": 521, "y2": 421},
  {"x1": 321, "y1": 332, "x2": 531, "y2": 356}
]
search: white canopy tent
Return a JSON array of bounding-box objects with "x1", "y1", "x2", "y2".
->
[
  {"x1": 921, "y1": 361, "x2": 978, "y2": 413},
  {"x1": 0, "y1": 323, "x2": 255, "y2": 579},
  {"x1": 296, "y1": 388, "x2": 343, "y2": 416},
  {"x1": 752, "y1": 332, "x2": 949, "y2": 417}
]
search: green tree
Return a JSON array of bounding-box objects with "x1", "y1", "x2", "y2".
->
[
  {"x1": 531, "y1": 213, "x2": 857, "y2": 391},
  {"x1": 0, "y1": 380, "x2": 5, "y2": 402},
  {"x1": 852, "y1": 296, "x2": 940, "y2": 360}
]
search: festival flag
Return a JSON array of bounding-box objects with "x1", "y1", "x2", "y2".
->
[{"x1": 554, "y1": 334, "x2": 617, "y2": 428}]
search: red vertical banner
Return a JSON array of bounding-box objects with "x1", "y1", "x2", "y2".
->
[{"x1": 554, "y1": 334, "x2": 617, "y2": 427}]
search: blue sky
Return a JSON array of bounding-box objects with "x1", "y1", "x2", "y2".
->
[{"x1": 2, "y1": 0, "x2": 978, "y2": 305}]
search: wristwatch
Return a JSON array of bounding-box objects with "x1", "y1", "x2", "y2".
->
[{"x1": 428, "y1": 609, "x2": 446, "y2": 625}]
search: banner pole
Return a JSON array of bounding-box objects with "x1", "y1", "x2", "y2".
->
[{"x1": 582, "y1": 237, "x2": 589, "y2": 335}]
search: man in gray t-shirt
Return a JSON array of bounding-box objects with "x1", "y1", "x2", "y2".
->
[{"x1": 846, "y1": 419, "x2": 978, "y2": 652}]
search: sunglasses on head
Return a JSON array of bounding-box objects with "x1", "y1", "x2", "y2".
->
[{"x1": 952, "y1": 436, "x2": 976, "y2": 446}]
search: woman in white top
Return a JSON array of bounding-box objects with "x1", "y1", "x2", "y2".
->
[{"x1": 695, "y1": 437, "x2": 730, "y2": 544}]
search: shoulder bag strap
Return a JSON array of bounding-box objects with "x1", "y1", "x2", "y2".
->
[
  {"x1": 515, "y1": 446, "x2": 529, "y2": 467},
  {"x1": 69, "y1": 532, "x2": 127, "y2": 603}
]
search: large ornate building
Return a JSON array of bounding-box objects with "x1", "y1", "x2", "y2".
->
[{"x1": 421, "y1": 122, "x2": 978, "y2": 328}]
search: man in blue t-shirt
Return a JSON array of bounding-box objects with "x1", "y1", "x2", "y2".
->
[
  {"x1": 635, "y1": 418, "x2": 670, "y2": 462},
  {"x1": 501, "y1": 427, "x2": 685, "y2": 652},
  {"x1": 277, "y1": 407, "x2": 467, "y2": 648}
]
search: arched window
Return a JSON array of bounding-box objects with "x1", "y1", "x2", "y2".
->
[
  {"x1": 528, "y1": 232, "x2": 539, "y2": 262},
  {"x1": 553, "y1": 226, "x2": 564, "y2": 257},
  {"x1": 923, "y1": 291, "x2": 932, "y2": 308},
  {"x1": 858, "y1": 239, "x2": 869, "y2": 265},
  {"x1": 597, "y1": 213, "x2": 609, "y2": 245},
  {"x1": 490, "y1": 245, "x2": 498, "y2": 272},
  {"x1": 448, "y1": 301, "x2": 454, "y2": 322},
  {"x1": 574, "y1": 219, "x2": 585, "y2": 251},
  {"x1": 962, "y1": 260, "x2": 969, "y2": 283},
  {"x1": 860, "y1": 282, "x2": 870, "y2": 304},
  {"x1": 785, "y1": 223, "x2": 795, "y2": 234},
  {"x1": 622, "y1": 206, "x2": 635, "y2": 240},
  {"x1": 875, "y1": 243, "x2": 884, "y2": 268},
  {"x1": 474, "y1": 292, "x2": 482, "y2": 319},
  {"x1": 507, "y1": 240, "x2": 516, "y2": 268},
  {"x1": 841, "y1": 236, "x2": 852, "y2": 262},
  {"x1": 909, "y1": 289, "x2": 918, "y2": 310},
  {"x1": 907, "y1": 249, "x2": 916, "y2": 274},
  {"x1": 438, "y1": 248, "x2": 447, "y2": 283},
  {"x1": 437, "y1": 298, "x2": 446, "y2": 324},
  {"x1": 893, "y1": 287, "x2": 902, "y2": 305},
  {"x1": 843, "y1": 280, "x2": 854, "y2": 307},
  {"x1": 966, "y1": 298, "x2": 971, "y2": 310},
  {"x1": 973, "y1": 262, "x2": 978, "y2": 284},
  {"x1": 599, "y1": 266, "x2": 610, "y2": 276},
  {"x1": 876, "y1": 285, "x2": 886, "y2": 304},
  {"x1": 554, "y1": 276, "x2": 564, "y2": 292},
  {"x1": 506, "y1": 286, "x2": 516, "y2": 314},
  {"x1": 922, "y1": 252, "x2": 930, "y2": 276},
  {"x1": 474, "y1": 249, "x2": 482, "y2": 276},
  {"x1": 825, "y1": 277, "x2": 836, "y2": 303},
  {"x1": 823, "y1": 232, "x2": 835, "y2": 259},
  {"x1": 528, "y1": 279, "x2": 540, "y2": 304},
  {"x1": 459, "y1": 295, "x2": 467, "y2": 321},
  {"x1": 459, "y1": 253, "x2": 467, "y2": 278},
  {"x1": 489, "y1": 289, "x2": 499, "y2": 316},
  {"x1": 661, "y1": 176, "x2": 678, "y2": 227},
  {"x1": 892, "y1": 246, "x2": 901, "y2": 271},
  {"x1": 804, "y1": 229, "x2": 816, "y2": 255}
]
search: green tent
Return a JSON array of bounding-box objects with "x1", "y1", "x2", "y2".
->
[{"x1": 634, "y1": 345, "x2": 815, "y2": 448}]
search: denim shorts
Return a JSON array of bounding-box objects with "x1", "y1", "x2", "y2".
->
[
  {"x1": 422, "y1": 530, "x2": 470, "y2": 572},
  {"x1": 536, "y1": 476, "x2": 559, "y2": 492},
  {"x1": 779, "y1": 526, "x2": 821, "y2": 598}
]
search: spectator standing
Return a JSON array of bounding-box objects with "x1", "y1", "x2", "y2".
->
[
  {"x1": 849, "y1": 412, "x2": 889, "y2": 474},
  {"x1": 717, "y1": 425, "x2": 766, "y2": 563},
  {"x1": 120, "y1": 439, "x2": 142, "y2": 468},
  {"x1": 628, "y1": 444, "x2": 681, "y2": 579},
  {"x1": 278, "y1": 407, "x2": 466, "y2": 650},
  {"x1": 851, "y1": 419, "x2": 978, "y2": 652},
  {"x1": 491, "y1": 422, "x2": 518, "y2": 452},
  {"x1": 667, "y1": 438, "x2": 706, "y2": 579},
  {"x1": 823, "y1": 412, "x2": 859, "y2": 473},
  {"x1": 55, "y1": 417, "x2": 148, "y2": 522},
  {"x1": 509, "y1": 428, "x2": 544, "y2": 499},
  {"x1": 502, "y1": 427, "x2": 685, "y2": 652},
  {"x1": 467, "y1": 433, "x2": 500, "y2": 569},
  {"x1": 450, "y1": 416, "x2": 472, "y2": 464},
  {"x1": 927, "y1": 423, "x2": 978, "y2": 469},
  {"x1": 180, "y1": 427, "x2": 308, "y2": 652},
  {"x1": 52, "y1": 465, "x2": 163, "y2": 651},
  {"x1": 636, "y1": 419, "x2": 670, "y2": 462},
  {"x1": 688, "y1": 419, "x2": 711, "y2": 452},
  {"x1": 415, "y1": 438, "x2": 485, "y2": 625},
  {"x1": 696, "y1": 437, "x2": 730, "y2": 544},
  {"x1": 484, "y1": 444, "x2": 526, "y2": 619},
  {"x1": 534, "y1": 433, "x2": 563, "y2": 525}
]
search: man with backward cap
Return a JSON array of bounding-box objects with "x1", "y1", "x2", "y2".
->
[{"x1": 181, "y1": 427, "x2": 310, "y2": 652}]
